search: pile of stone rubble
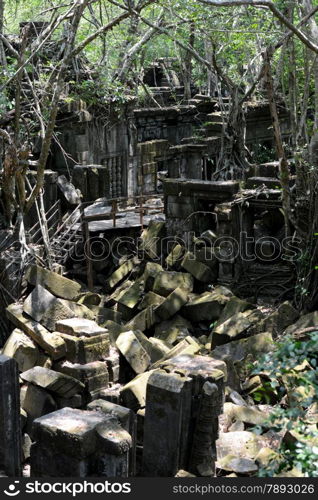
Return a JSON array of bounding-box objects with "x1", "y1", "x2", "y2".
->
[{"x1": 1, "y1": 221, "x2": 316, "y2": 477}]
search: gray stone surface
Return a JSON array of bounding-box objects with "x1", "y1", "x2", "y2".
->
[
  {"x1": 25, "y1": 265, "x2": 81, "y2": 300},
  {"x1": 142, "y1": 370, "x2": 192, "y2": 477},
  {"x1": 0, "y1": 355, "x2": 22, "y2": 476},
  {"x1": 31, "y1": 408, "x2": 132, "y2": 477},
  {"x1": 6, "y1": 303, "x2": 66, "y2": 360},
  {"x1": 154, "y1": 287, "x2": 188, "y2": 321},
  {"x1": 55, "y1": 318, "x2": 108, "y2": 337},
  {"x1": 153, "y1": 271, "x2": 193, "y2": 297},
  {"x1": 23, "y1": 284, "x2": 56, "y2": 322},
  {"x1": 116, "y1": 331, "x2": 151, "y2": 374},
  {"x1": 21, "y1": 366, "x2": 85, "y2": 398},
  {"x1": 2, "y1": 329, "x2": 39, "y2": 372}
]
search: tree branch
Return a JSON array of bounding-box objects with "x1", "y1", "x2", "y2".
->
[{"x1": 197, "y1": 0, "x2": 318, "y2": 53}]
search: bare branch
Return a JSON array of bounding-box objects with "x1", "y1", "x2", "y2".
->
[{"x1": 197, "y1": 0, "x2": 318, "y2": 53}]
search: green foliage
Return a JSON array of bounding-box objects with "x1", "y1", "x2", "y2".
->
[{"x1": 253, "y1": 332, "x2": 318, "y2": 477}]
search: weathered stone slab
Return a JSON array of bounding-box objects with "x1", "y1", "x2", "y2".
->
[
  {"x1": 25, "y1": 265, "x2": 81, "y2": 300},
  {"x1": 153, "y1": 271, "x2": 193, "y2": 297},
  {"x1": 92, "y1": 307, "x2": 123, "y2": 326},
  {"x1": 150, "y1": 337, "x2": 202, "y2": 369},
  {"x1": 2, "y1": 329, "x2": 39, "y2": 372},
  {"x1": 120, "y1": 371, "x2": 156, "y2": 411},
  {"x1": 259, "y1": 301, "x2": 299, "y2": 337},
  {"x1": 116, "y1": 278, "x2": 144, "y2": 319},
  {"x1": 22, "y1": 384, "x2": 57, "y2": 435},
  {"x1": 211, "y1": 311, "x2": 255, "y2": 347},
  {"x1": 21, "y1": 366, "x2": 85, "y2": 398},
  {"x1": 155, "y1": 353, "x2": 226, "y2": 475},
  {"x1": 181, "y1": 291, "x2": 229, "y2": 322},
  {"x1": 138, "y1": 291, "x2": 165, "y2": 310},
  {"x1": 139, "y1": 220, "x2": 165, "y2": 260},
  {"x1": 30, "y1": 444, "x2": 89, "y2": 477},
  {"x1": 125, "y1": 306, "x2": 156, "y2": 332},
  {"x1": 61, "y1": 332, "x2": 109, "y2": 364},
  {"x1": 87, "y1": 399, "x2": 136, "y2": 476},
  {"x1": 216, "y1": 455, "x2": 258, "y2": 474},
  {"x1": 76, "y1": 292, "x2": 102, "y2": 306},
  {"x1": 159, "y1": 353, "x2": 226, "y2": 382},
  {"x1": 55, "y1": 394, "x2": 83, "y2": 409},
  {"x1": 222, "y1": 402, "x2": 270, "y2": 427},
  {"x1": 155, "y1": 287, "x2": 188, "y2": 321},
  {"x1": 26, "y1": 297, "x2": 95, "y2": 334},
  {"x1": 32, "y1": 406, "x2": 132, "y2": 477},
  {"x1": 0, "y1": 355, "x2": 22, "y2": 476},
  {"x1": 59, "y1": 300, "x2": 95, "y2": 320},
  {"x1": 142, "y1": 370, "x2": 192, "y2": 476},
  {"x1": 31, "y1": 408, "x2": 109, "y2": 458},
  {"x1": 102, "y1": 320, "x2": 124, "y2": 344},
  {"x1": 54, "y1": 360, "x2": 109, "y2": 393},
  {"x1": 39, "y1": 299, "x2": 77, "y2": 332},
  {"x1": 106, "y1": 280, "x2": 133, "y2": 304},
  {"x1": 166, "y1": 244, "x2": 185, "y2": 269},
  {"x1": 116, "y1": 331, "x2": 151, "y2": 374},
  {"x1": 215, "y1": 296, "x2": 256, "y2": 326},
  {"x1": 6, "y1": 303, "x2": 66, "y2": 360},
  {"x1": 55, "y1": 318, "x2": 108, "y2": 338},
  {"x1": 147, "y1": 337, "x2": 171, "y2": 361},
  {"x1": 216, "y1": 431, "x2": 263, "y2": 461},
  {"x1": 106, "y1": 258, "x2": 136, "y2": 291},
  {"x1": 211, "y1": 310, "x2": 264, "y2": 348},
  {"x1": 117, "y1": 278, "x2": 144, "y2": 310},
  {"x1": 23, "y1": 284, "x2": 56, "y2": 322},
  {"x1": 181, "y1": 251, "x2": 216, "y2": 283},
  {"x1": 143, "y1": 262, "x2": 163, "y2": 291},
  {"x1": 154, "y1": 315, "x2": 193, "y2": 344},
  {"x1": 97, "y1": 417, "x2": 132, "y2": 457},
  {"x1": 211, "y1": 332, "x2": 274, "y2": 363}
]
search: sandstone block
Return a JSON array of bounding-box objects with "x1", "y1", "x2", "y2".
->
[
  {"x1": 2, "y1": 328, "x2": 39, "y2": 372},
  {"x1": 120, "y1": 371, "x2": 156, "y2": 411},
  {"x1": 61, "y1": 332, "x2": 109, "y2": 364},
  {"x1": 153, "y1": 271, "x2": 193, "y2": 297},
  {"x1": 21, "y1": 366, "x2": 85, "y2": 398},
  {"x1": 143, "y1": 262, "x2": 163, "y2": 291},
  {"x1": 25, "y1": 265, "x2": 81, "y2": 300},
  {"x1": 181, "y1": 291, "x2": 229, "y2": 322},
  {"x1": 106, "y1": 258, "x2": 136, "y2": 291},
  {"x1": 23, "y1": 284, "x2": 56, "y2": 322},
  {"x1": 116, "y1": 331, "x2": 151, "y2": 374},
  {"x1": 125, "y1": 306, "x2": 156, "y2": 332},
  {"x1": 6, "y1": 303, "x2": 66, "y2": 360},
  {"x1": 181, "y1": 251, "x2": 216, "y2": 283},
  {"x1": 154, "y1": 287, "x2": 188, "y2": 321},
  {"x1": 54, "y1": 360, "x2": 109, "y2": 393},
  {"x1": 55, "y1": 318, "x2": 108, "y2": 337}
]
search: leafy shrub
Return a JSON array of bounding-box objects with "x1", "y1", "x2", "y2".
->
[{"x1": 252, "y1": 332, "x2": 318, "y2": 476}]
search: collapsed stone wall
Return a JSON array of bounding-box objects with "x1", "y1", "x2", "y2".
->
[{"x1": 0, "y1": 214, "x2": 305, "y2": 478}]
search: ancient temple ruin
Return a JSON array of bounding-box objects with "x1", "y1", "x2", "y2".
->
[{"x1": 1, "y1": 19, "x2": 312, "y2": 479}]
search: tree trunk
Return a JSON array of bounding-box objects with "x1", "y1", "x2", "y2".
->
[
  {"x1": 287, "y1": 3, "x2": 297, "y2": 147},
  {"x1": 204, "y1": 39, "x2": 217, "y2": 96},
  {"x1": 25, "y1": 1, "x2": 89, "y2": 213},
  {"x1": 301, "y1": 0, "x2": 318, "y2": 165},
  {"x1": 263, "y1": 49, "x2": 290, "y2": 237},
  {"x1": 0, "y1": 0, "x2": 6, "y2": 68},
  {"x1": 182, "y1": 22, "x2": 195, "y2": 101}
]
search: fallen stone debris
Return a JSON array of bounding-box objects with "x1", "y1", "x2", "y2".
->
[{"x1": 1, "y1": 219, "x2": 314, "y2": 478}]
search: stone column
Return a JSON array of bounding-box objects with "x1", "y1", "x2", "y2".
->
[
  {"x1": 143, "y1": 354, "x2": 226, "y2": 476},
  {"x1": 142, "y1": 370, "x2": 192, "y2": 477},
  {"x1": 30, "y1": 408, "x2": 132, "y2": 477},
  {"x1": 0, "y1": 355, "x2": 22, "y2": 476}
]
